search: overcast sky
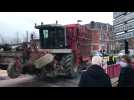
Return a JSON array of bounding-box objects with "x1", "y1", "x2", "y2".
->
[{"x1": 0, "y1": 12, "x2": 113, "y2": 44}]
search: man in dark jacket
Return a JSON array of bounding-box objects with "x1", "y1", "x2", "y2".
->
[
  {"x1": 118, "y1": 55, "x2": 134, "y2": 87},
  {"x1": 79, "y1": 56, "x2": 112, "y2": 87}
]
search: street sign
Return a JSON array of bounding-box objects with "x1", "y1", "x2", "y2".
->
[
  {"x1": 114, "y1": 21, "x2": 134, "y2": 33},
  {"x1": 113, "y1": 12, "x2": 134, "y2": 26}
]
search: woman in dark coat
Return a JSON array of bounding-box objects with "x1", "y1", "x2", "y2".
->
[
  {"x1": 79, "y1": 56, "x2": 112, "y2": 87},
  {"x1": 118, "y1": 55, "x2": 134, "y2": 87}
]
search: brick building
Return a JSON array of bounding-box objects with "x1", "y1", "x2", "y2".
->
[
  {"x1": 85, "y1": 21, "x2": 113, "y2": 53},
  {"x1": 90, "y1": 29, "x2": 100, "y2": 51}
]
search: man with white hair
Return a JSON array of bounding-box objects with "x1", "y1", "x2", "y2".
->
[
  {"x1": 91, "y1": 56, "x2": 103, "y2": 66},
  {"x1": 79, "y1": 56, "x2": 112, "y2": 87}
]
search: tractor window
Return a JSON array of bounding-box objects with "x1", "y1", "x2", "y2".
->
[
  {"x1": 39, "y1": 27, "x2": 66, "y2": 49},
  {"x1": 43, "y1": 30, "x2": 48, "y2": 38}
]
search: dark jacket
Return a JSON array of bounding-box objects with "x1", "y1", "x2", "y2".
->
[
  {"x1": 118, "y1": 65, "x2": 134, "y2": 87},
  {"x1": 79, "y1": 64, "x2": 112, "y2": 87}
]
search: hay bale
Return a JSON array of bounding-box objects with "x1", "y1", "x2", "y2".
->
[{"x1": 34, "y1": 54, "x2": 54, "y2": 69}]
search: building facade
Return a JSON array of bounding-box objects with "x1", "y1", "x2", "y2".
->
[
  {"x1": 85, "y1": 21, "x2": 113, "y2": 53},
  {"x1": 113, "y1": 12, "x2": 134, "y2": 52}
]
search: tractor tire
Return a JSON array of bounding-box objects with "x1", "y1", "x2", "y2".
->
[
  {"x1": 60, "y1": 54, "x2": 78, "y2": 78},
  {"x1": 7, "y1": 63, "x2": 21, "y2": 78},
  {"x1": 36, "y1": 68, "x2": 47, "y2": 80}
]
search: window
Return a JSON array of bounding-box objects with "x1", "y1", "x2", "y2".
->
[{"x1": 43, "y1": 30, "x2": 48, "y2": 38}]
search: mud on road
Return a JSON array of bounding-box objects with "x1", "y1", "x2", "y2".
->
[
  {"x1": 0, "y1": 69, "x2": 81, "y2": 87},
  {"x1": 12, "y1": 75, "x2": 81, "y2": 87},
  {"x1": 0, "y1": 69, "x2": 117, "y2": 87}
]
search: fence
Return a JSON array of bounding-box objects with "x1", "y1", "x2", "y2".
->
[
  {"x1": 104, "y1": 63, "x2": 134, "y2": 78},
  {"x1": 105, "y1": 64, "x2": 121, "y2": 78}
]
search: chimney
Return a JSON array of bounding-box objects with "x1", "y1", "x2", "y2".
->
[
  {"x1": 41, "y1": 22, "x2": 43, "y2": 25},
  {"x1": 35, "y1": 23, "x2": 37, "y2": 27},
  {"x1": 56, "y1": 20, "x2": 58, "y2": 24},
  {"x1": 90, "y1": 21, "x2": 95, "y2": 28}
]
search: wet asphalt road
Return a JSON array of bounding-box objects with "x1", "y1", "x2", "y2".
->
[
  {"x1": 6, "y1": 75, "x2": 81, "y2": 87},
  {"x1": 0, "y1": 70, "x2": 117, "y2": 87},
  {"x1": 0, "y1": 69, "x2": 81, "y2": 87}
]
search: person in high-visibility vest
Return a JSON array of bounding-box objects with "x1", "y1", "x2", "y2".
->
[{"x1": 107, "y1": 55, "x2": 116, "y2": 65}]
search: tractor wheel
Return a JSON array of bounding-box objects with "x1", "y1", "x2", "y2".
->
[
  {"x1": 36, "y1": 67, "x2": 47, "y2": 80},
  {"x1": 60, "y1": 54, "x2": 78, "y2": 78},
  {"x1": 7, "y1": 63, "x2": 21, "y2": 78}
]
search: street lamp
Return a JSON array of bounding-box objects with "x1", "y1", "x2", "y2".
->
[{"x1": 124, "y1": 39, "x2": 129, "y2": 55}]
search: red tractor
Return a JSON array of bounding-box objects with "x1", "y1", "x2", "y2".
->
[{"x1": 7, "y1": 23, "x2": 94, "y2": 79}]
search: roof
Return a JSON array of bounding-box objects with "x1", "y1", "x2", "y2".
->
[
  {"x1": 65, "y1": 24, "x2": 80, "y2": 28},
  {"x1": 35, "y1": 24, "x2": 64, "y2": 29}
]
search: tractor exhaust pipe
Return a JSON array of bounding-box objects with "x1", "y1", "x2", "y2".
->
[{"x1": 56, "y1": 20, "x2": 58, "y2": 24}]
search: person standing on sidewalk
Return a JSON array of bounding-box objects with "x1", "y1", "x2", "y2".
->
[{"x1": 118, "y1": 55, "x2": 134, "y2": 87}]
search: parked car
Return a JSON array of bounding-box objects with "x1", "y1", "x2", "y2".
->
[
  {"x1": 16, "y1": 46, "x2": 23, "y2": 51},
  {"x1": 2, "y1": 44, "x2": 12, "y2": 51}
]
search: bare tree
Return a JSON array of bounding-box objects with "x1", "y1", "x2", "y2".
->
[
  {"x1": 16, "y1": 32, "x2": 19, "y2": 44},
  {"x1": 0, "y1": 33, "x2": 6, "y2": 44},
  {"x1": 11, "y1": 32, "x2": 22, "y2": 44},
  {"x1": 23, "y1": 32, "x2": 28, "y2": 43},
  {"x1": 26, "y1": 31, "x2": 29, "y2": 42}
]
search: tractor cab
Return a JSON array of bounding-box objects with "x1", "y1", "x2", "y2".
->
[{"x1": 35, "y1": 23, "x2": 67, "y2": 49}]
